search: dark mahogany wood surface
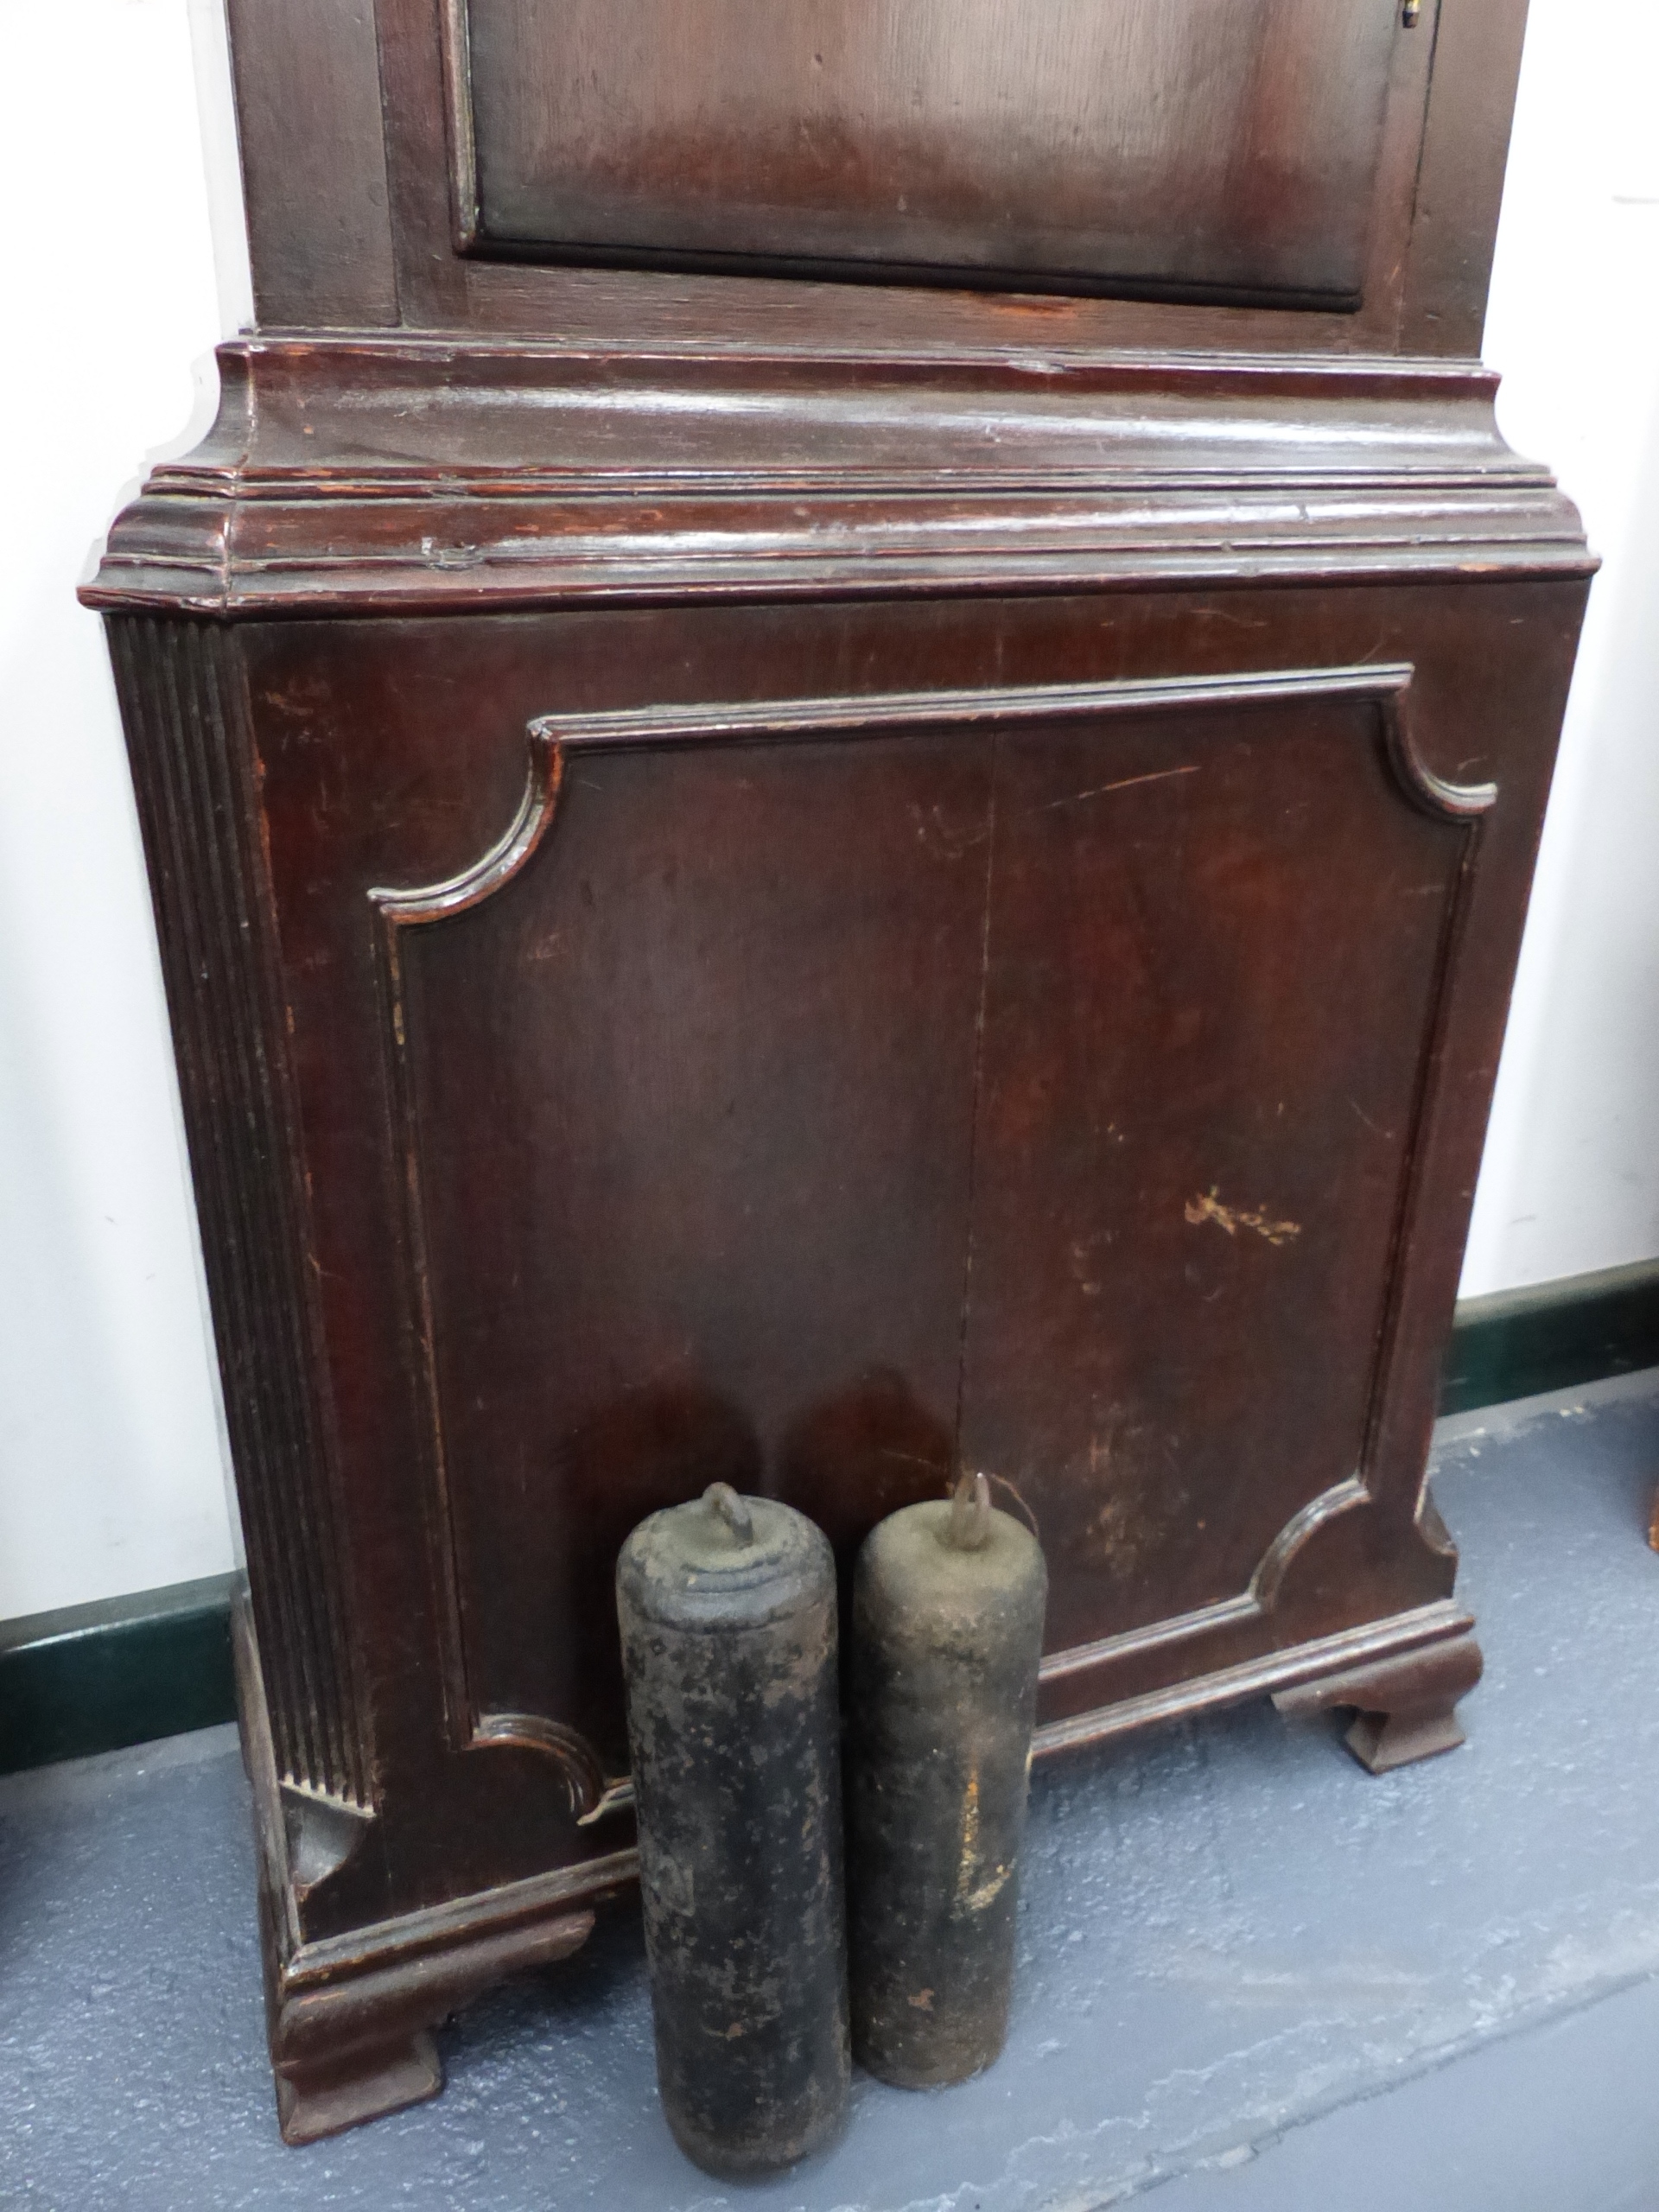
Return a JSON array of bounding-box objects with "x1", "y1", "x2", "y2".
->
[
  {"x1": 221, "y1": 0, "x2": 1526, "y2": 358},
  {"x1": 157, "y1": 572, "x2": 1579, "y2": 1946},
  {"x1": 461, "y1": 0, "x2": 1400, "y2": 305},
  {"x1": 958, "y1": 677, "x2": 1466, "y2": 1653},
  {"x1": 86, "y1": 341, "x2": 1588, "y2": 620},
  {"x1": 91, "y1": 0, "x2": 1586, "y2": 2140},
  {"x1": 396, "y1": 722, "x2": 988, "y2": 1775}
]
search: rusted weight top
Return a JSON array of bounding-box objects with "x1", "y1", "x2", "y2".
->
[{"x1": 619, "y1": 1479, "x2": 826, "y2": 1630}]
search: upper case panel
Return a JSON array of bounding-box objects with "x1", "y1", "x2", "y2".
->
[{"x1": 459, "y1": 0, "x2": 1406, "y2": 304}]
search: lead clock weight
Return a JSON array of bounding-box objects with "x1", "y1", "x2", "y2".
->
[
  {"x1": 847, "y1": 1471, "x2": 1048, "y2": 2087},
  {"x1": 616, "y1": 1483, "x2": 849, "y2": 2175}
]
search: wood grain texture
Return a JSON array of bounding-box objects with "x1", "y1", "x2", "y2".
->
[
  {"x1": 92, "y1": 546, "x2": 1589, "y2": 2133},
  {"x1": 88, "y1": 0, "x2": 1585, "y2": 2139},
  {"x1": 448, "y1": 0, "x2": 1435, "y2": 354},
  {"x1": 108, "y1": 620, "x2": 368, "y2": 1808},
  {"x1": 225, "y1": 0, "x2": 398, "y2": 327},
  {"x1": 365, "y1": 664, "x2": 1485, "y2": 1783},
  {"x1": 208, "y1": 0, "x2": 1528, "y2": 359},
  {"x1": 1273, "y1": 1629, "x2": 1484, "y2": 1771},
  {"x1": 82, "y1": 340, "x2": 1592, "y2": 619},
  {"x1": 378, "y1": 719, "x2": 988, "y2": 1778},
  {"x1": 223, "y1": 579, "x2": 1581, "y2": 1821},
  {"x1": 956, "y1": 674, "x2": 1483, "y2": 1662},
  {"x1": 461, "y1": 0, "x2": 1400, "y2": 306},
  {"x1": 232, "y1": 1595, "x2": 601, "y2": 2141},
  {"x1": 1398, "y1": 0, "x2": 1534, "y2": 354}
]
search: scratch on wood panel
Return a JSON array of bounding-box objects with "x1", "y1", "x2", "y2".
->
[
  {"x1": 1192, "y1": 607, "x2": 1271, "y2": 632},
  {"x1": 985, "y1": 1471, "x2": 1041, "y2": 1540},
  {"x1": 1036, "y1": 765, "x2": 1200, "y2": 812},
  {"x1": 880, "y1": 1446, "x2": 950, "y2": 1476},
  {"x1": 909, "y1": 799, "x2": 990, "y2": 861},
  {"x1": 1185, "y1": 1188, "x2": 1301, "y2": 1247},
  {"x1": 951, "y1": 742, "x2": 1001, "y2": 1456}
]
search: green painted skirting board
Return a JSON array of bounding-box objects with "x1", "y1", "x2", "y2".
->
[
  {"x1": 4, "y1": 1259, "x2": 1657, "y2": 1778},
  {"x1": 1439, "y1": 1257, "x2": 1659, "y2": 1419},
  {"x1": 0, "y1": 1573, "x2": 239, "y2": 1776}
]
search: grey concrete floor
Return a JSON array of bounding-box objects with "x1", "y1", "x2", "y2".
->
[{"x1": 4, "y1": 1375, "x2": 1659, "y2": 2212}]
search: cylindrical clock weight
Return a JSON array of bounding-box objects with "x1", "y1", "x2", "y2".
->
[
  {"x1": 616, "y1": 1482, "x2": 850, "y2": 2176},
  {"x1": 846, "y1": 1471, "x2": 1048, "y2": 2087}
]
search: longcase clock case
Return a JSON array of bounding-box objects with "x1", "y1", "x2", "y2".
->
[{"x1": 86, "y1": 0, "x2": 1590, "y2": 2143}]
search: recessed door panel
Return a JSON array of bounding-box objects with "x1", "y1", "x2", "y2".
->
[
  {"x1": 364, "y1": 667, "x2": 1478, "y2": 1796},
  {"x1": 394, "y1": 729, "x2": 992, "y2": 1769},
  {"x1": 460, "y1": 0, "x2": 1406, "y2": 304},
  {"x1": 957, "y1": 689, "x2": 1470, "y2": 1655}
]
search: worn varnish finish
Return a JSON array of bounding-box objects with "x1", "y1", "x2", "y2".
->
[
  {"x1": 86, "y1": 0, "x2": 1588, "y2": 2141},
  {"x1": 228, "y1": 0, "x2": 1526, "y2": 352},
  {"x1": 1272, "y1": 1630, "x2": 1486, "y2": 1773},
  {"x1": 460, "y1": 0, "x2": 1403, "y2": 305}
]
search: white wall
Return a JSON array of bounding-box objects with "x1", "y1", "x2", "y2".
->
[
  {"x1": 1, "y1": 0, "x2": 1655, "y2": 1620},
  {"x1": 1459, "y1": 0, "x2": 1659, "y2": 1294},
  {"x1": 0, "y1": 0, "x2": 247, "y2": 1618}
]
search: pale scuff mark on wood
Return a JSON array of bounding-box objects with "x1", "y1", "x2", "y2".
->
[
  {"x1": 1035, "y1": 764, "x2": 1201, "y2": 812},
  {"x1": 1185, "y1": 1187, "x2": 1301, "y2": 1247},
  {"x1": 908, "y1": 799, "x2": 990, "y2": 861}
]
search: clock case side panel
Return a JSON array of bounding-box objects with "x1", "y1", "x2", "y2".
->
[
  {"x1": 105, "y1": 614, "x2": 372, "y2": 1819},
  {"x1": 224, "y1": 0, "x2": 399, "y2": 330}
]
